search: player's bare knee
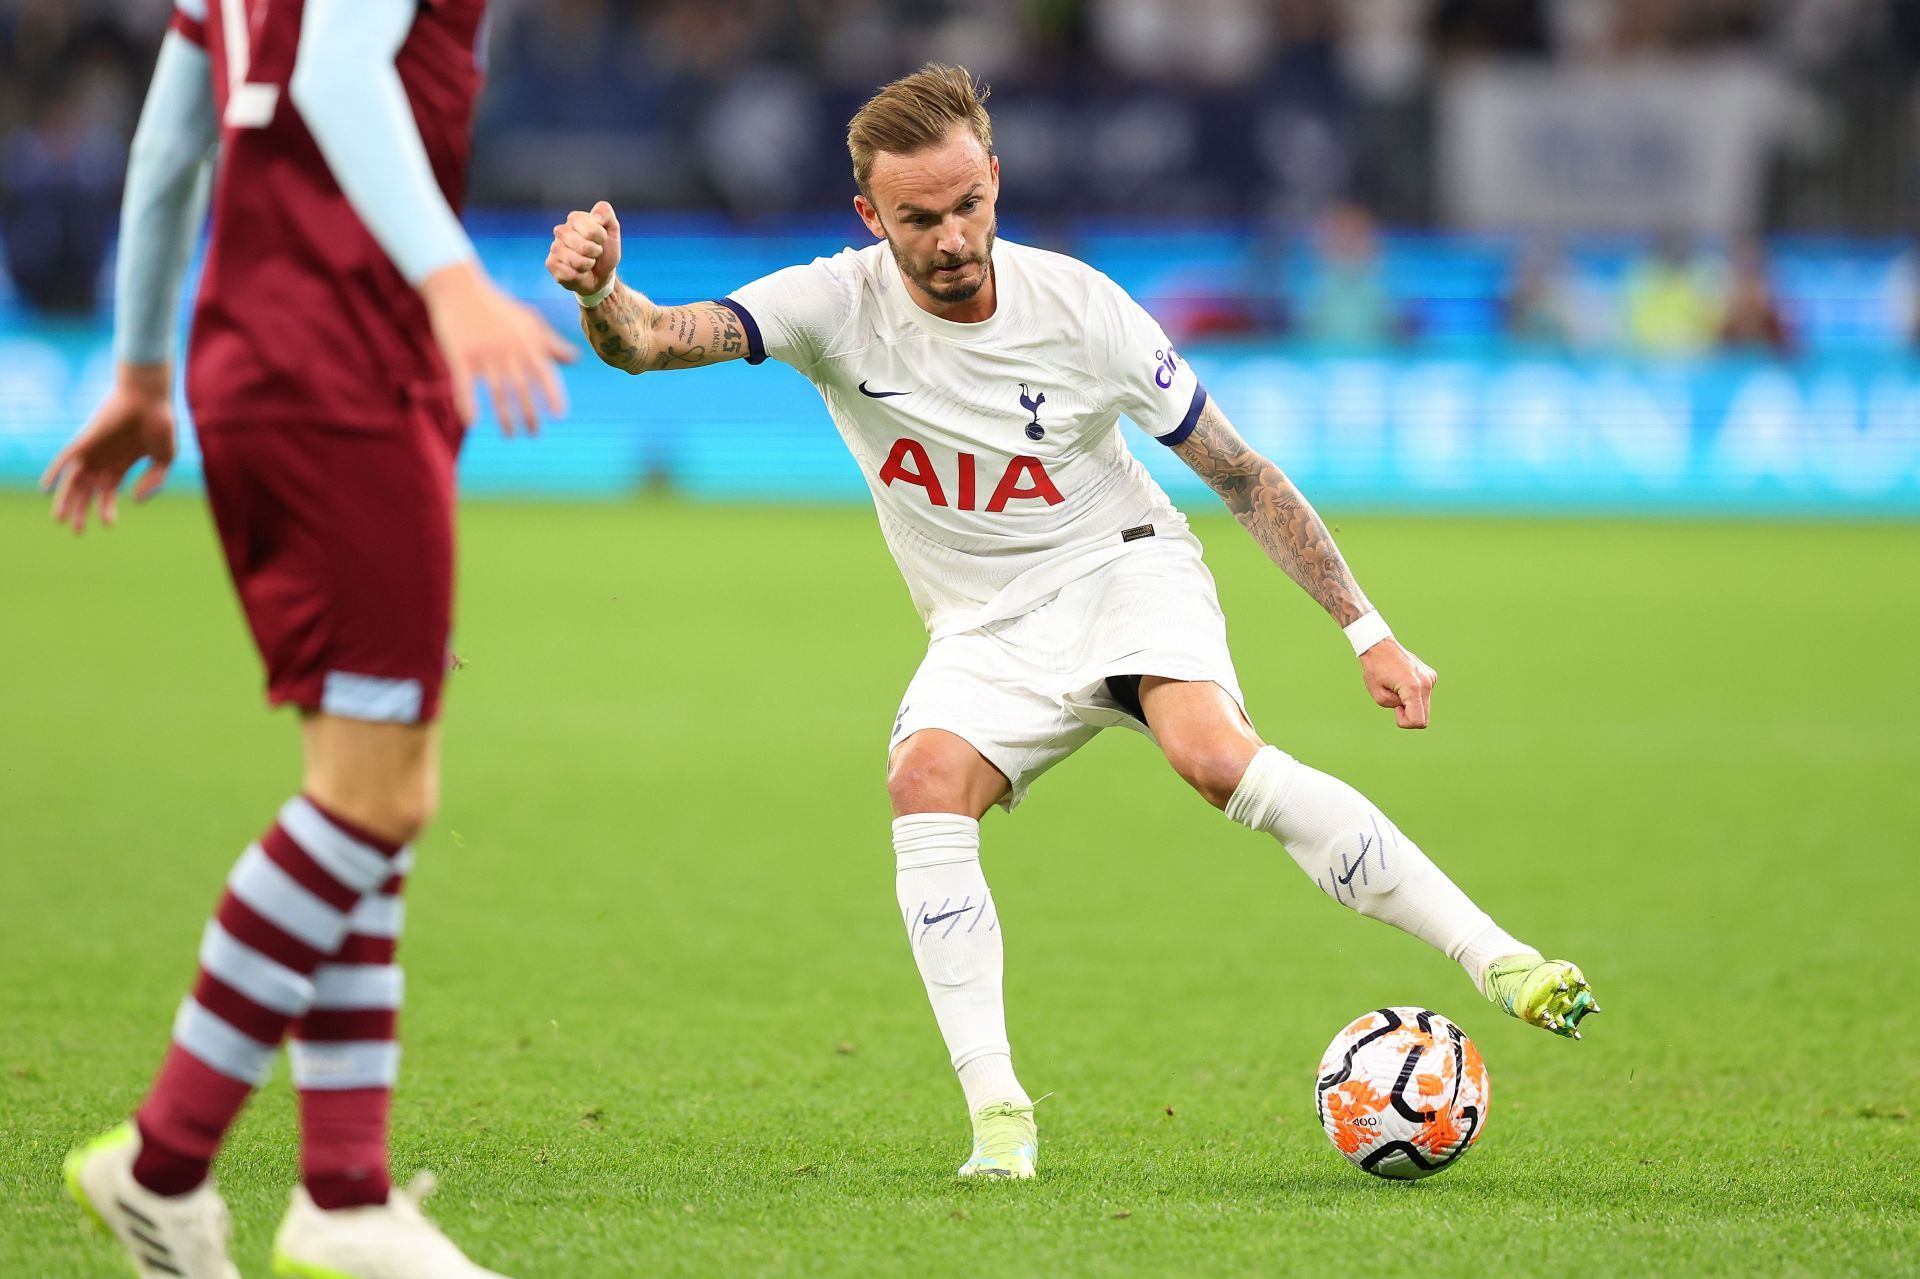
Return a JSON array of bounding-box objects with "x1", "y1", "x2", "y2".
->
[
  {"x1": 302, "y1": 717, "x2": 440, "y2": 844},
  {"x1": 309, "y1": 771, "x2": 436, "y2": 846},
  {"x1": 887, "y1": 751, "x2": 964, "y2": 815},
  {"x1": 887, "y1": 732, "x2": 998, "y2": 816},
  {"x1": 1164, "y1": 736, "x2": 1258, "y2": 810}
]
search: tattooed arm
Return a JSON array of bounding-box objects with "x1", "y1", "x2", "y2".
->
[
  {"x1": 545, "y1": 198, "x2": 748, "y2": 374},
  {"x1": 578, "y1": 287, "x2": 746, "y2": 375},
  {"x1": 1173, "y1": 395, "x2": 1439, "y2": 728},
  {"x1": 1172, "y1": 396, "x2": 1371, "y2": 624}
]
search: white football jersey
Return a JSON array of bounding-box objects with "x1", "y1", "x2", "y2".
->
[{"x1": 722, "y1": 239, "x2": 1207, "y2": 636}]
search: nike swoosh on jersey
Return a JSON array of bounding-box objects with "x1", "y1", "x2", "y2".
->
[{"x1": 859, "y1": 381, "x2": 911, "y2": 398}]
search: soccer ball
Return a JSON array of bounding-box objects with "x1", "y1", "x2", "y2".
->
[{"x1": 1314, "y1": 1007, "x2": 1490, "y2": 1180}]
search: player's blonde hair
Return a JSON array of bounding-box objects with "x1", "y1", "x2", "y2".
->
[{"x1": 847, "y1": 63, "x2": 994, "y2": 198}]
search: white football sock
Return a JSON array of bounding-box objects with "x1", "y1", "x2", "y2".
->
[
  {"x1": 956, "y1": 1054, "x2": 1028, "y2": 1114},
  {"x1": 893, "y1": 814, "x2": 1031, "y2": 1111},
  {"x1": 1226, "y1": 746, "x2": 1535, "y2": 992}
]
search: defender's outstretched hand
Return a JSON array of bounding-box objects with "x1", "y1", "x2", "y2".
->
[
  {"x1": 40, "y1": 365, "x2": 176, "y2": 535},
  {"x1": 421, "y1": 260, "x2": 575, "y2": 435},
  {"x1": 547, "y1": 200, "x2": 622, "y2": 297},
  {"x1": 1360, "y1": 638, "x2": 1437, "y2": 729}
]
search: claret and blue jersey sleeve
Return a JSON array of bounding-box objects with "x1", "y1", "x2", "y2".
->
[
  {"x1": 169, "y1": 0, "x2": 208, "y2": 46},
  {"x1": 114, "y1": 5, "x2": 217, "y2": 364}
]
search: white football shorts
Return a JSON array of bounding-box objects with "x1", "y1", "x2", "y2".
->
[{"x1": 888, "y1": 528, "x2": 1247, "y2": 811}]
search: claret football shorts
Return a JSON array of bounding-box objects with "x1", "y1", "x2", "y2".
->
[
  {"x1": 197, "y1": 406, "x2": 464, "y2": 725},
  {"x1": 888, "y1": 530, "x2": 1248, "y2": 811}
]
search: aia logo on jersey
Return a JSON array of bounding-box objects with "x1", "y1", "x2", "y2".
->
[
  {"x1": 1153, "y1": 347, "x2": 1182, "y2": 389},
  {"x1": 1018, "y1": 384, "x2": 1046, "y2": 440},
  {"x1": 878, "y1": 439, "x2": 1063, "y2": 512}
]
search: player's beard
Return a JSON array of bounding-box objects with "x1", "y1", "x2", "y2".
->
[{"x1": 891, "y1": 218, "x2": 997, "y2": 306}]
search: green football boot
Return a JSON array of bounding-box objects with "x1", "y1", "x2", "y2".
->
[
  {"x1": 957, "y1": 1101, "x2": 1037, "y2": 1179},
  {"x1": 1482, "y1": 955, "x2": 1601, "y2": 1039}
]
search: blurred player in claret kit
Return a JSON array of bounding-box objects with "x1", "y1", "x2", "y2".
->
[
  {"x1": 549, "y1": 64, "x2": 1600, "y2": 1181},
  {"x1": 45, "y1": 0, "x2": 570, "y2": 1274}
]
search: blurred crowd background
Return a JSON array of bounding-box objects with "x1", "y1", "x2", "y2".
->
[
  {"x1": 1, "y1": 1, "x2": 1917, "y2": 512},
  {"x1": 2, "y1": 0, "x2": 1917, "y2": 341}
]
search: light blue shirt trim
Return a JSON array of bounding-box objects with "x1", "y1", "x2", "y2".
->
[
  {"x1": 288, "y1": 0, "x2": 475, "y2": 285},
  {"x1": 113, "y1": 30, "x2": 216, "y2": 365}
]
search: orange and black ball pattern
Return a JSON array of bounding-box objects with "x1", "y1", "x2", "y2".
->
[{"x1": 1315, "y1": 1007, "x2": 1490, "y2": 1180}]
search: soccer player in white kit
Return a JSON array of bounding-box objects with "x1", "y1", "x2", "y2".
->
[{"x1": 548, "y1": 65, "x2": 1600, "y2": 1179}]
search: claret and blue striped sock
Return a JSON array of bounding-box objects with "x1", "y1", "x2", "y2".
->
[
  {"x1": 290, "y1": 846, "x2": 411, "y2": 1209},
  {"x1": 130, "y1": 797, "x2": 406, "y2": 1200}
]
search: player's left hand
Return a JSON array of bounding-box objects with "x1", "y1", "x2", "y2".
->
[
  {"x1": 421, "y1": 259, "x2": 577, "y2": 436},
  {"x1": 40, "y1": 363, "x2": 176, "y2": 535},
  {"x1": 1359, "y1": 639, "x2": 1437, "y2": 729}
]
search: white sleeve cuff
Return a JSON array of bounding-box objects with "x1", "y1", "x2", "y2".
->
[{"x1": 1343, "y1": 610, "x2": 1393, "y2": 657}]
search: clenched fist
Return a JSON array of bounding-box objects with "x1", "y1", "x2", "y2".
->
[
  {"x1": 1359, "y1": 638, "x2": 1438, "y2": 729},
  {"x1": 547, "y1": 201, "x2": 622, "y2": 297}
]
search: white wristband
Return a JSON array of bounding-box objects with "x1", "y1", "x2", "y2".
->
[
  {"x1": 576, "y1": 271, "x2": 618, "y2": 309},
  {"x1": 1344, "y1": 610, "x2": 1393, "y2": 657}
]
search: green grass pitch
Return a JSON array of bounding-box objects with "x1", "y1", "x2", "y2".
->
[{"x1": 2, "y1": 492, "x2": 1915, "y2": 1277}]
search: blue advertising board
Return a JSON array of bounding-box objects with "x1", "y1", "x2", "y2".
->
[{"x1": 4, "y1": 327, "x2": 1916, "y2": 515}]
